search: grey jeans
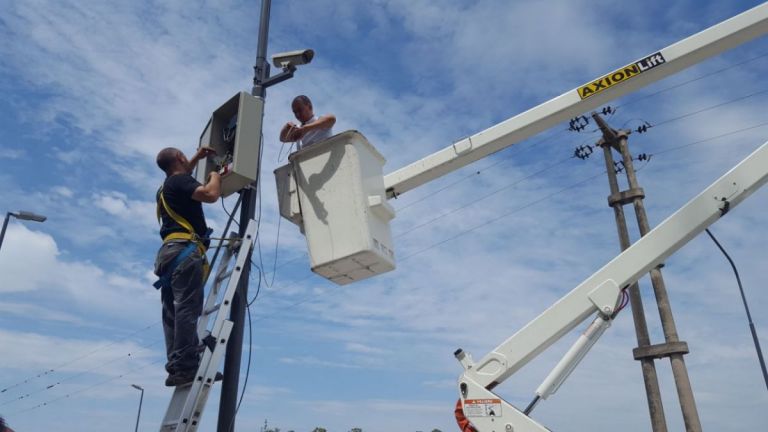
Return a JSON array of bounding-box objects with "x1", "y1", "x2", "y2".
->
[{"x1": 154, "y1": 241, "x2": 205, "y2": 374}]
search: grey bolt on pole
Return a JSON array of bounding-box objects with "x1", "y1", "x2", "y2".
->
[
  {"x1": 218, "y1": 0, "x2": 271, "y2": 430},
  {"x1": 593, "y1": 112, "x2": 702, "y2": 432},
  {"x1": 0, "y1": 211, "x2": 47, "y2": 252},
  {"x1": 131, "y1": 384, "x2": 144, "y2": 432}
]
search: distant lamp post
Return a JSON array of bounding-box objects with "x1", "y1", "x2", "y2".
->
[
  {"x1": 131, "y1": 384, "x2": 144, "y2": 432},
  {"x1": 0, "y1": 210, "x2": 47, "y2": 252}
]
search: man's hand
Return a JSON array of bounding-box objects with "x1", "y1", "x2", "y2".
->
[
  {"x1": 186, "y1": 146, "x2": 217, "y2": 172},
  {"x1": 287, "y1": 125, "x2": 306, "y2": 141},
  {"x1": 280, "y1": 122, "x2": 304, "y2": 142},
  {"x1": 195, "y1": 146, "x2": 217, "y2": 159}
]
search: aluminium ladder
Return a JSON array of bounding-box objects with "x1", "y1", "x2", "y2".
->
[{"x1": 160, "y1": 220, "x2": 257, "y2": 431}]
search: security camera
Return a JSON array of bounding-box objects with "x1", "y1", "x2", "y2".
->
[{"x1": 271, "y1": 49, "x2": 315, "y2": 70}]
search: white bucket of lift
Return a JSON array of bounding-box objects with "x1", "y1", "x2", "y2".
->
[{"x1": 274, "y1": 130, "x2": 396, "y2": 285}]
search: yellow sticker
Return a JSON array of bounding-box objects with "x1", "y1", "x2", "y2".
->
[{"x1": 578, "y1": 52, "x2": 666, "y2": 100}]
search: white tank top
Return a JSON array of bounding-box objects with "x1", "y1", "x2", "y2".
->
[{"x1": 298, "y1": 116, "x2": 333, "y2": 150}]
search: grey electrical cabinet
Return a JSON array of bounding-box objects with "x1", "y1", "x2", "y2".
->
[{"x1": 196, "y1": 92, "x2": 264, "y2": 197}]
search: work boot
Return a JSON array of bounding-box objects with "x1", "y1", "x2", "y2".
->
[{"x1": 165, "y1": 370, "x2": 197, "y2": 387}]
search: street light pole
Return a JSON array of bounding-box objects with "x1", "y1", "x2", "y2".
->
[
  {"x1": 0, "y1": 211, "x2": 47, "y2": 252},
  {"x1": 218, "y1": 2, "x2": 313, "y2": 429},
  {"x1": 131, "y1": 384, "x2": 144, "y2": 432},
  {"x1": 218, "y1": 3, "x2": 271, "y2": 431}
]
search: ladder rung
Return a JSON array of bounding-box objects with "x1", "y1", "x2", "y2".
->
[
  {"x1": 203, "y1": 303, "x2": 221, "y2": 316},
  {"x1": 215, "y1": 270, "x2": 233, "y2": 283}
]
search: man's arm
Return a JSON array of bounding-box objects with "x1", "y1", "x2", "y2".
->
[
  {"x1": 191, "y1": 171, "x2": 221, "y2": 203},
  {"x1": 299, "y1": 114, "x2": 336, "y2": 135},
  {"x1": 280, "y1": 122, "x2": 299, "y2": 142},
  {"x1": 189, "y1": 146, "x2": 216, "y2": 168},
  {"x1": 285, "y1": 114, "x2": 337, "y2": 141}
]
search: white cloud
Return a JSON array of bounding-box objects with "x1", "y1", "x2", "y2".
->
[
  {"x1": 50, "y1": 185, "x2": 74, "y2": 198},
  {"x1": 0, "y1": 224, "x2": 156, "y2": 322},
  {"x1": 0, "y1": 148, "x2": 26, "y2": 159},
  {"x1": 1, "y1": 1, "x2": 767, "y2": 432}
]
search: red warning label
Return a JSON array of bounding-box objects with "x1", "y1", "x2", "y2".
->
[{"x1": 463, "y1": 399, "x2": 502, "y2": 417}]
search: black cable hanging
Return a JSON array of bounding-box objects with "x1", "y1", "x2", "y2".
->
[{"x1": 705, "y1": 228, "x2": 768, "y2": 392}]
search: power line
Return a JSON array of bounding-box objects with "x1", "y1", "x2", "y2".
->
[
  {"x1": 0, "y1": 321, "x2": 159, "y2": 395},
  {"x1": 654, "y1": 120, "x2": 768, "y2": 156},
  {"x1": 10, "y1": 54, "x2": 767, "y2": 416},
  {"x1": 396, "y1": 156, "x2": 573, "y2": 238},
  {"x1": 248, "y1": 170, "x2": 607, "y2": 324},
  {"x1": 651, "y1": 87, "x2": 768, "y2": 129},
  {"x1": 618, "y1": 50, "x2": 768, "y2": 110},
  {"x1": 0, "y1": 339, "x2": 162, "y2": 408},
  {"x1": 11, "y1": 359, "x2": 163, "y2": 416},
  {"x1": 398, "y1": 171, "x2": 605, "y2": 260},
  {"x1": 395, "y1": 129, "x2": 568, "y2": 213}
]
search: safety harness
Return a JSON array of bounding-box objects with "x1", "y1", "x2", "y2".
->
[{"x1": 153, "y1": 186, "x2": 211, "y2": 290}]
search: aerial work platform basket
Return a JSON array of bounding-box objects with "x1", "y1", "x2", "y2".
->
[{"x1": 275, "y1": 130, "x2": 396, "y2": 285}]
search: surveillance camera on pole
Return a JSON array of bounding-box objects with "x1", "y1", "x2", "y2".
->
[{"x1": 271, "y1": 49, "x2": 314, "y2": 70}]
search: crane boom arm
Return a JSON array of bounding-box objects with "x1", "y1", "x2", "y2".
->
[
  {"x1": 383, "y1": 2, "x2": 768, "y2": 199},
  {"x1": 456, "y1": 141, "x2": 768, "y2": 431}
]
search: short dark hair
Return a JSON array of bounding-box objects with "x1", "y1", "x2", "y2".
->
[
  {"x1": 292, "y1": 95, "x2": 312, "y2": 108},
  {"x1": 156, "y1": 147, "x2": 181, "y2": 173}
]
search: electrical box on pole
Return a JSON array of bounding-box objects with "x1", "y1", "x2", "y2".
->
[
  {"x1": 196, "y1": 91, "x2": 264, "y2": 197},
  {"x1": 275, "y1": 131, "x2": 396, "y2": 284}
]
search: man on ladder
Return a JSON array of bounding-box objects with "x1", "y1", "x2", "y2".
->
[{"x1": 154, "y1": 146, "x2": 221, "y2": 386}]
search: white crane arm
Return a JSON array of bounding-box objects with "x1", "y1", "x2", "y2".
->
[
  {"x1": 456, "y1": 140, "x2": 768, "y2": 432},
  {"x1": 383, "y1": 2, "x2": 768, "y2": 199}
]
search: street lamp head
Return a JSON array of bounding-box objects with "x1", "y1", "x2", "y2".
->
[
  {"x1": 131, "y1": 384, "x2": 143, "y2": 391},
  {"x1": 14, "y1": 211, "x2": 47, "y2": 222}
]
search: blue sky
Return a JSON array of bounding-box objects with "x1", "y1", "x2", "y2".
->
[{"x1": 1, "y1": 0, "x2": 768, "y2": 431}]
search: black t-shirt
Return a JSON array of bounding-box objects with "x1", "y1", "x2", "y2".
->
[{"x1": 157, "y1": 174, "x2": 208, "y2": 240}]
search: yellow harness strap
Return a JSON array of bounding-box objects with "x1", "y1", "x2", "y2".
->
[{"x1": 157, "y1": 186, "x2": 210, "y2": 278}]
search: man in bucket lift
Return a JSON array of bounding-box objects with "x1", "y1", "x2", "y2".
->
[
  {"x1": 154, "y1": 146, "x2": 220, "y2": 386},
  {"x1": 279, "y1": 95, "x2": 336, "y2": 150}
]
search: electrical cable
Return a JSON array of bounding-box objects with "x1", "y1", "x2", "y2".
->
[
  {"x1": 10, "y1": 359, "x2": 163, "y2": 416},
  {"x1": 396, "y1": 155, "x2": 573, "y2": 238},
  {"x1": 225, "y1": 130, "x2": 272, "y2": 432},
  {"x1": 618, "y1": 50, "x2": 768, "y2": 110},
  {"x1": 221, "y1": 195, "x2": 241, "y2": 229},
  {"x1": 230, "y1": 264, "x2": 263, "y2": 432},
  {"x1": 211, "y1": 194, "x2": 243, "y2": 273},
  {"x1": 399, "y1": 170, "x2": 605, "y2": 261},
  {"x1": 398, "y1": 52, "x2": 767, "y2": 213},
  {"x1": 0, "y1": 321, "x2": 159, "y2": 395},
  {"x1": 222, "y1": 131, "x2": 266, "y2": 432},
  {"x1": 249, "y1": 121, "x2": 767, "y2": 320},
  {"x1": 248, "y1": 169, "x2": 607, "y2": 324},
  {"x1": 4, "y1": 160, "x2": 246, "y2": 414},
  {"x1": 7, "y1": 118, "x2": 758, "y2": 419},
  {"x1": 705, "y1": 228, "x2": 768, "y2": 391},
  {"x1": 277, "y1": 142, "x2": 295, "y2": 163},
  {"x1": 395, "y1": 129, "x2": 568, "y2": 213},
  {"x1": 0, "y1": 339, "x2": 162, "y2": 407},
  {"x1": 654, "y1": 120, "x2": 768, "y2": 156},
  {"x1": 650, "y1": 87, "x2": 768, "y2": 129},
  {"x1": 10, "y1": 54, "x2": 768, "y2": 418}
]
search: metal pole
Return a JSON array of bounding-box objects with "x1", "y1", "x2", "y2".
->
[
  {"x1": 218, "y1": 1, "x2": 271, "y2": 431},
  {"x1": 0, "y1": 213, "x2": 11, "y2": 252},
  {"x1": 706, "y1": 229, "x2": 768, "y2": 391},
  {"x1": 595, "y1": 130, "x2": 669, "y2": 432},
  {"x1": 131, "y1": 384, "x2": 144, "y2": 432}
]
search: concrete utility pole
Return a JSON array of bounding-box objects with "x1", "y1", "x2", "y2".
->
[{"x1": 592, "y1": 112, "x2": 702, "y2": 432}]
